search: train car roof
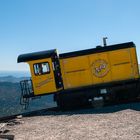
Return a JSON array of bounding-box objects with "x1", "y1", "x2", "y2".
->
[
  {"x1": 18, "y1": 49, "x2": 57, "y2": 63},
  {"x1": 59, "y1": 42, "x2": 135, "y2": 59},
  {"x1": 18, "y1": 42, "x2": 135, "y2": 63}
]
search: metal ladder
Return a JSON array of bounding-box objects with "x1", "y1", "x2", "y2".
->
[{"x1": 20, "y1": 79, "x2": 34, "y2": 109}]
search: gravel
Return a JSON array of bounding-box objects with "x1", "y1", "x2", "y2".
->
[{"x1": 1, "y1": 103, "x2": 140, "y2": 140}]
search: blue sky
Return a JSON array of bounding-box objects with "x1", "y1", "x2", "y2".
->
[{"x1": 0, "y1": 0, "x2": 140, "y2": 71}]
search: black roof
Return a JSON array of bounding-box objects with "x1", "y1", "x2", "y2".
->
[
  {"x1": 18, "y1": 49, "x2": 57, "y2": 63},
  {"x1": 17, "y1": 42, "x2": 135, "y2": 63},
  {"x1": 59, "y1": 42, "x2": 135, "y2": 59}
]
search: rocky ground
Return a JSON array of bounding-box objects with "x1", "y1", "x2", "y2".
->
[{"x1": 0, "y1": 103, "x2": 140, "y2": 140}]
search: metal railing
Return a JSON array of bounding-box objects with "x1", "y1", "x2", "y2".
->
[{"x1": 20, "y1": 79, "x2": 34, "y2": 109}]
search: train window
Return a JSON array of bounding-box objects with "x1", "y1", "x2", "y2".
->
[{"x1": 34, "y1": 62, "x2": 50, "y2": 75}]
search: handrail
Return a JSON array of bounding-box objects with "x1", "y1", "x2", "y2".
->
[{"x1": 20, "y1": 79, "x2": 34, "y2": 109}]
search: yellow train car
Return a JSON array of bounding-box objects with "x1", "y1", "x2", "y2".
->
[
  {"x1": 60, "y1": 42, "x2": 139, "y2": 89},
  {"x1": 18, "y1": 42, "x2": 140, "y2": 108}
]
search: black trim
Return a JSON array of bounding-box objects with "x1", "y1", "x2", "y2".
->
[
  {"x1": 18, "y1": 42, "x2": 135, "y2": 62},
  {"x1": 59, "y1": 42, "x2": 135, "y2": 59},
  {"x1": 18, "y1": 49, "x2": 57, "y2": 63},
  {"x1": 23, "y1": 90, "x2": 62, "y2": 98},
  {"x1": 51, "y1": 54, "x2": 64, "y2": 89}
]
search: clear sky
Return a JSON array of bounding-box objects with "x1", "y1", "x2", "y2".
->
[{"x1": 0, "y1": 0, "x2": 140, "y2": 71}]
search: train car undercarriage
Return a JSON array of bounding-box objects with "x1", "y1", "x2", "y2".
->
[{"x1": 54, "y1": 79, "x2": 140, "y2": 109}]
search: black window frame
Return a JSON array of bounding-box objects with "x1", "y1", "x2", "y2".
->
[{"x1": 33, "y1": 62, "x2": 51, "y2": 76}]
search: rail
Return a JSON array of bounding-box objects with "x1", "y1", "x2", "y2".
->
[
  {"x1": 0, "y1": 98, "x2": 140, "y2": 122},
  {"x1": 0, "y1": 107, "x2": 58, "y2": 122}
]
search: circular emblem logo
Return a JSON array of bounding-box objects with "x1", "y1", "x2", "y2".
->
[{"x1": 92, "y1": 59, "x2": 109, "y2": 78}]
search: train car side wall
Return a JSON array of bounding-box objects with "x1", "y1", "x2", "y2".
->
[{"x1": 60, "y1": 47, "x2": 139, "y2": 90}]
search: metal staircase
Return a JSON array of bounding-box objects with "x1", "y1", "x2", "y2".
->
[{"x1": 20, "y1": 79, "x2": 34, "y2": 109}]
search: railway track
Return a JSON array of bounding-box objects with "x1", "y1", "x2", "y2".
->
[
  {"x1": 0, "y1": 97, "x2": 140, "y2": 123},
  {"x1": 0, "y1": 107, "x2": 58, "y2": 123}
]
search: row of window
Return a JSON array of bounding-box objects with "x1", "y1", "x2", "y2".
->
[{"x1": 34, "y1": 62, "x2": 50, "y2": 76}]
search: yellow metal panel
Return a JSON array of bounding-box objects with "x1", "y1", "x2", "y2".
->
[
  {"x1": 62, "y1": 56, "x2": 89, "y2": 71},
  {"x1": 111, "y1": 63, "x2": 133, "y2": 80},
  {"x1": 63, "y1": 69, "x2": 92, "y2": 88},
  {"x1": 28, "y1": 58, "x2": 57, "y2": 95},
  {"x1": 109, "y1": 48, "x2": 133, "y2": 81},
  {"x1": 109, "y1": 48, "x2": 131, "y2": 65},
  {"x1": 60, "y1": 56, "x2": 92, "y2": 89}
]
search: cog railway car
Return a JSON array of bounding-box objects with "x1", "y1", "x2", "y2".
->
[{"x1": 17, "y1": 42, "x2": 140, "y2": 109}]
